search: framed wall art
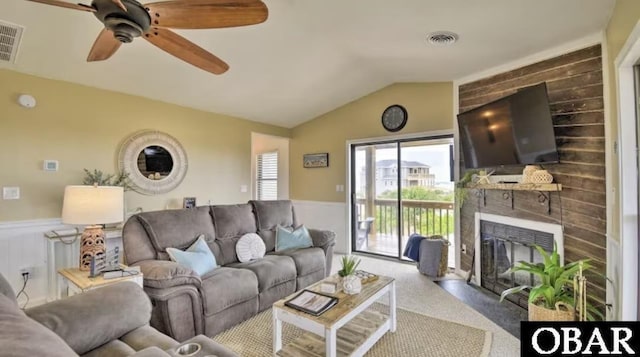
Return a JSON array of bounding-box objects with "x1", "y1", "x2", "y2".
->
[{"x1": 303, "y1": 153, "x2": 329, "y2": 168}]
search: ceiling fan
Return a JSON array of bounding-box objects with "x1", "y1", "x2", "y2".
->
[{"x1": 25, "y1": 0, "x2": 268, "y2": 74}]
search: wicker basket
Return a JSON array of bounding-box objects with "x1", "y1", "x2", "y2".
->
[
  {"x1": 522, "y1": 165, "x2": 542, "y2": 183},
  {"x1": 427, "y1": 235, "x2": 449, "y2": 277},
  {"x1": 528, "y1": 170, "x2": 554, "y2": 184},
  {"x1": 528, "y1": 301, "x2": 575, "y2": 321}
]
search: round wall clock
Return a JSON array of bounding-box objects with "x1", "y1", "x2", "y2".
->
[{"x1": 381, "y1": 104, "x2": 408, "y2": 132}]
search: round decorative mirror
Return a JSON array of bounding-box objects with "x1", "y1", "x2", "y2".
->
[{"x1": 118, "y1": 130, "x2": 187, "y2": 195}]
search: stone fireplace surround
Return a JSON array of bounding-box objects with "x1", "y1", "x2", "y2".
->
[{"x1": 474, "y1": 213, "x2": 564, "y2": 307}]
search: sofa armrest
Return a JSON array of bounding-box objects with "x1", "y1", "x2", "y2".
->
[
  {"x1": 26, "y1": 282, "x2": 151, "y2": 356},
  {"x1": 308, "y1": 229, "x2": 336, "y2": 277},
  {"x1": 131, "y1": 346, "x2": 172, "y2": 357},
  {"x1": 134, "y1": 260, "x2": 202, "y2": 289},
  {"x1": 308, "y1": 229, "x2": 336, "y2": 251},
  {"x1": 167, "y1": 335, "x2": 238, "y2": 357}
]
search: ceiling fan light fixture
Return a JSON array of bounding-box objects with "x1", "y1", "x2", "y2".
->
[
  {"x1": 104, "y1": 17, "x2": 144, "y2": 43},
  {"x1": 426, "y1": 31, "x2": 459, "y2": 46}
]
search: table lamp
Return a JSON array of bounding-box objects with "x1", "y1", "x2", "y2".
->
[{"x1": 62, "y1": 185, "x2": 124, "y2": 271}]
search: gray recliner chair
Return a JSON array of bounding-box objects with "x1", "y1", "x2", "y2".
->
[{"x1": 0, "y1": 273, "x2": 237, "y2": 357}]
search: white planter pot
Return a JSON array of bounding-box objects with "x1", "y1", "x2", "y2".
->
[{"x1": 342, "y1": 275, "x2": 362, "y2": 295}]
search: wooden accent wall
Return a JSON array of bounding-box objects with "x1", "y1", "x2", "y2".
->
[{"x1": 458, "y1": 45, "x2": 606, "y2": 304}]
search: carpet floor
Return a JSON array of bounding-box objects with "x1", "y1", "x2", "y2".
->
[{"x1": 213, "y1": 304, "x2": 491, "y2": 357}]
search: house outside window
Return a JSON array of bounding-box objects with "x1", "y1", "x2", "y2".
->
[{"x1": 257, "y1": 151, "x2": 278, "y2": 200}]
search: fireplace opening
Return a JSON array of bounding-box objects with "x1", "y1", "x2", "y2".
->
[{"x1": 479, "y1": 220, "x2": 555, "y2": 309}]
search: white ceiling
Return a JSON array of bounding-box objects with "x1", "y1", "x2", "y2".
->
[{"x1": 2, "y1": 0, "x2": 615, "y2": 128}]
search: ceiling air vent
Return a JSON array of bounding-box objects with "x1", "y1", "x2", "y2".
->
[
  {"x1": 426, "y1": 31, "x2": 458, "y2": 46},
  {"x1": 0, "y1": 21, "x2": 24, "y2": 64}
]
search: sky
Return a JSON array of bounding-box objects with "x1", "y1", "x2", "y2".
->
[{"x1": 355, "y1": 142, "x2": 453, "y2": 183}]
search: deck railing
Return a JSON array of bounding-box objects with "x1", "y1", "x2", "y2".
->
[{"x1": 355, "y1": 198, "x2": 454, "y2": 238}]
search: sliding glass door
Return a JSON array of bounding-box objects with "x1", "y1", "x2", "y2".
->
[{"x1": 351, "y1": 136, "x2": 455, "y2": 265}]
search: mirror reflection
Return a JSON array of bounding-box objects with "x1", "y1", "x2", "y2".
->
[{"x1": 137, "y1": 145, "x2": 174, "y2": 180}]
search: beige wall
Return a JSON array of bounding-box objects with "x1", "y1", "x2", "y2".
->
[
  {"x1": 289, "y1": 82, "x2": 453, "y2": 202},
  {"x1": 0, "y1": 69, "x2": 289, "y2": 222},
  {"x1": 605, "y1": 0, "x2": 640, "y2": 240}
]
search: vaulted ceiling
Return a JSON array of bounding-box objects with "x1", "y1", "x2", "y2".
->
[{"x1": 2, "y1": 0, "x2": 615, "y2": 127}]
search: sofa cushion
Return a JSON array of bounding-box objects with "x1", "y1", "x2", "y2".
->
[
  {"x1": 0, "y1": 294, "x2": 78, "y2": 357},
  {"x1": 250, "y1": 200, "x2": 297, "y2": 230},
  {"x1": 268, "y1": 247, "x2": 325, "y2": 277},
  {"x1": 227, "y1": 255, "x2": 296, "y2": 291},
  {"x1": 201, "y1": 267, "x2": 258, "y2": 316},
  {"x1": 166, "y1": 235, "x2": 218, "y2": 276},
  {"x1": 275, "y1": 225, "x2": 313, "y2": 252},
  {"x1": 210, "y1": 204, "x2": 257, "y2": 265},
  {"x1": 27, "y1": 282, "x2": 151, "y2": 355},
  {"x1": 136, "y1": 207, "x2": 216, "y2": 255},
  {"x1": 250, "y1": 200, "x2": 298, "y2": 252},
  {"x1": 120, "y1": 325, "x2": 178, "y2": 352},
  {"x1": 81, "y1": 339, "x2": 135, "y2": 357}
]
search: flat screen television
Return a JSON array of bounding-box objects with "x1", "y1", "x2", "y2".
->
[{"x1": 457, "y1": 82, "x2": 559, "y2": 170}]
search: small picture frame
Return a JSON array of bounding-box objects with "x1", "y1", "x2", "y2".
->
[
  {"x1": 303, "y1": 153, "x2": 329, "y2": 168},
  {"x1": 183, "y1": 197, "x2": 196, "y2": 209}
]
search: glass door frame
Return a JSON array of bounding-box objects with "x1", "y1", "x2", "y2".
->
[{"x1": 348, "y1": 133, "x2": 454, "y2": 261}]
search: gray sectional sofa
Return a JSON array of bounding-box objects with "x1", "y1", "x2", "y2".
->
[
  {"x1": 0, "y1": 273, "x2": 236, "y2": 357},
  {"x1": 122, "y1": 200, "x2": 336, "y2": 341}
]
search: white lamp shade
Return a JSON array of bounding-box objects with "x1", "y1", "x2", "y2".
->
[{"x1": 62, "y1": 185, "x2": 124, "y2": 225}]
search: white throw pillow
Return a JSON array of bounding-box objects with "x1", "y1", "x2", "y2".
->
[{"x1": 236, "y1": 233, "x2": 266, "y2": 263}]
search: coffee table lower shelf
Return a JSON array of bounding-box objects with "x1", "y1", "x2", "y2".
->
[{"x1": 277, "y1": 309, "x2": 389, "y2": 357}]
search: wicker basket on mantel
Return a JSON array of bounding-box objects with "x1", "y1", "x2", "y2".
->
[{"x1": 528, "y1": 301, "x2": 575, "y2": 321}]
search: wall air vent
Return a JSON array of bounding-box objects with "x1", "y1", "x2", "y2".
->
[{"x1": 0, "y1": 21, "x2": 24, "y2": 64}]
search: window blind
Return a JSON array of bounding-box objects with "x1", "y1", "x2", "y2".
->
[{"x1": 257, "y1": 151, "x2": 278, "y2": 200}]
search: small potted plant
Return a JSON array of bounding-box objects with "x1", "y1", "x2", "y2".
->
[
  {"x1": 500, "y1": 243, "x2": 603, "y2": 321},
  {"x1": 338, "y1": 255, "x2": 361, "y2": 295}
]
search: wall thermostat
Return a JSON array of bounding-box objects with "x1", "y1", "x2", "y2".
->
[
  {"x1": 18, "y1": 94, "x2": 36, "y2": 109},
  {"x1": 43, "y1": 160, "x2": 58, "y2": 171}
]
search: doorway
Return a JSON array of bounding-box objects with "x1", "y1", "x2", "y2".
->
[
  {"x1": 615, "y1": 24, "x2": 640, "y2": 320},
  {"x1": 350, "y1": 135, "x2": 455, "y2": 266}
]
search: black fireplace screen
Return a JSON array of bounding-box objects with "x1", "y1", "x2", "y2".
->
[{"x1": 479, "y1": 220, "x2": 554, "y2": 309}]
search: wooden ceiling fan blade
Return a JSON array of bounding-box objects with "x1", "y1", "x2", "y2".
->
[
  {"x1": 143, "y1": 28, "x2": 229, "y2": 75},
  {"x1": 87, "y1": 29, "x2": 122, "y2": 62},
  {"x1": 143, "y1": 0, "x2": 268, "y2": 29},
  {"x1": 25, "y1": 0, "x2": 96, "y2": 12}
]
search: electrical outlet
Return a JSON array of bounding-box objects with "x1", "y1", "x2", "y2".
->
[
  {"x1": 461, "y1": 244, "x2": 467, "y2": 254},
  {"x1": 20, "y1": 267, "x2": 34, "y2": 278}
]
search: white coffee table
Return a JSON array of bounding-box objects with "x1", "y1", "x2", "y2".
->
[{"x1": 272, "y1": 275, "x2": 396, "y2": 357}]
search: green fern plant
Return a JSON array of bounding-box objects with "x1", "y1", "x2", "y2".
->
[
  {"x1": 338, "y1": 255, "x2": 361, "y2": 277},
  {"x1": 83, "y1": 169, "x2": 131, "y2": 191},
  {"x1": 500, "y1": 243, "x2": 603, "y2": 321}
]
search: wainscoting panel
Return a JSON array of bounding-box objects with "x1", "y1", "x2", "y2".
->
[
  {"x1": 292, "y1": 200, "x2": 348, "y2": 254},
  {"x1": 0, "y1": 219, "x2": 65, "y2": 307},
  {"x1": 0, "y1": 219, "x2": 123, "y2": 306}
]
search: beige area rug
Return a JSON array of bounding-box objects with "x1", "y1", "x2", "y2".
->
[{"x1": 213, "y1": 304, "x2": 492, "y2": 357}]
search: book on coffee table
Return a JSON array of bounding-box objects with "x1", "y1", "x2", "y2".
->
[{"x1": 284, "y1": 290, "x2": 338, "y2": 316}]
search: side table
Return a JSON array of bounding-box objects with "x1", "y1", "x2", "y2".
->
[
  {"x1": 46, "y1": 226, "x2": 124, "y2": 300},
  {"x1": 58, "y1": 266, "x2": 143, "y2": 297}
]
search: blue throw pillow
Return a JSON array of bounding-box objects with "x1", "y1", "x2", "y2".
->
[
  {"x1": 166, "y1": 235, "x2": 217, "y2": 276},
  {"x1": 275, "y1": 225, "x2": 313, "y2": 251}
]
